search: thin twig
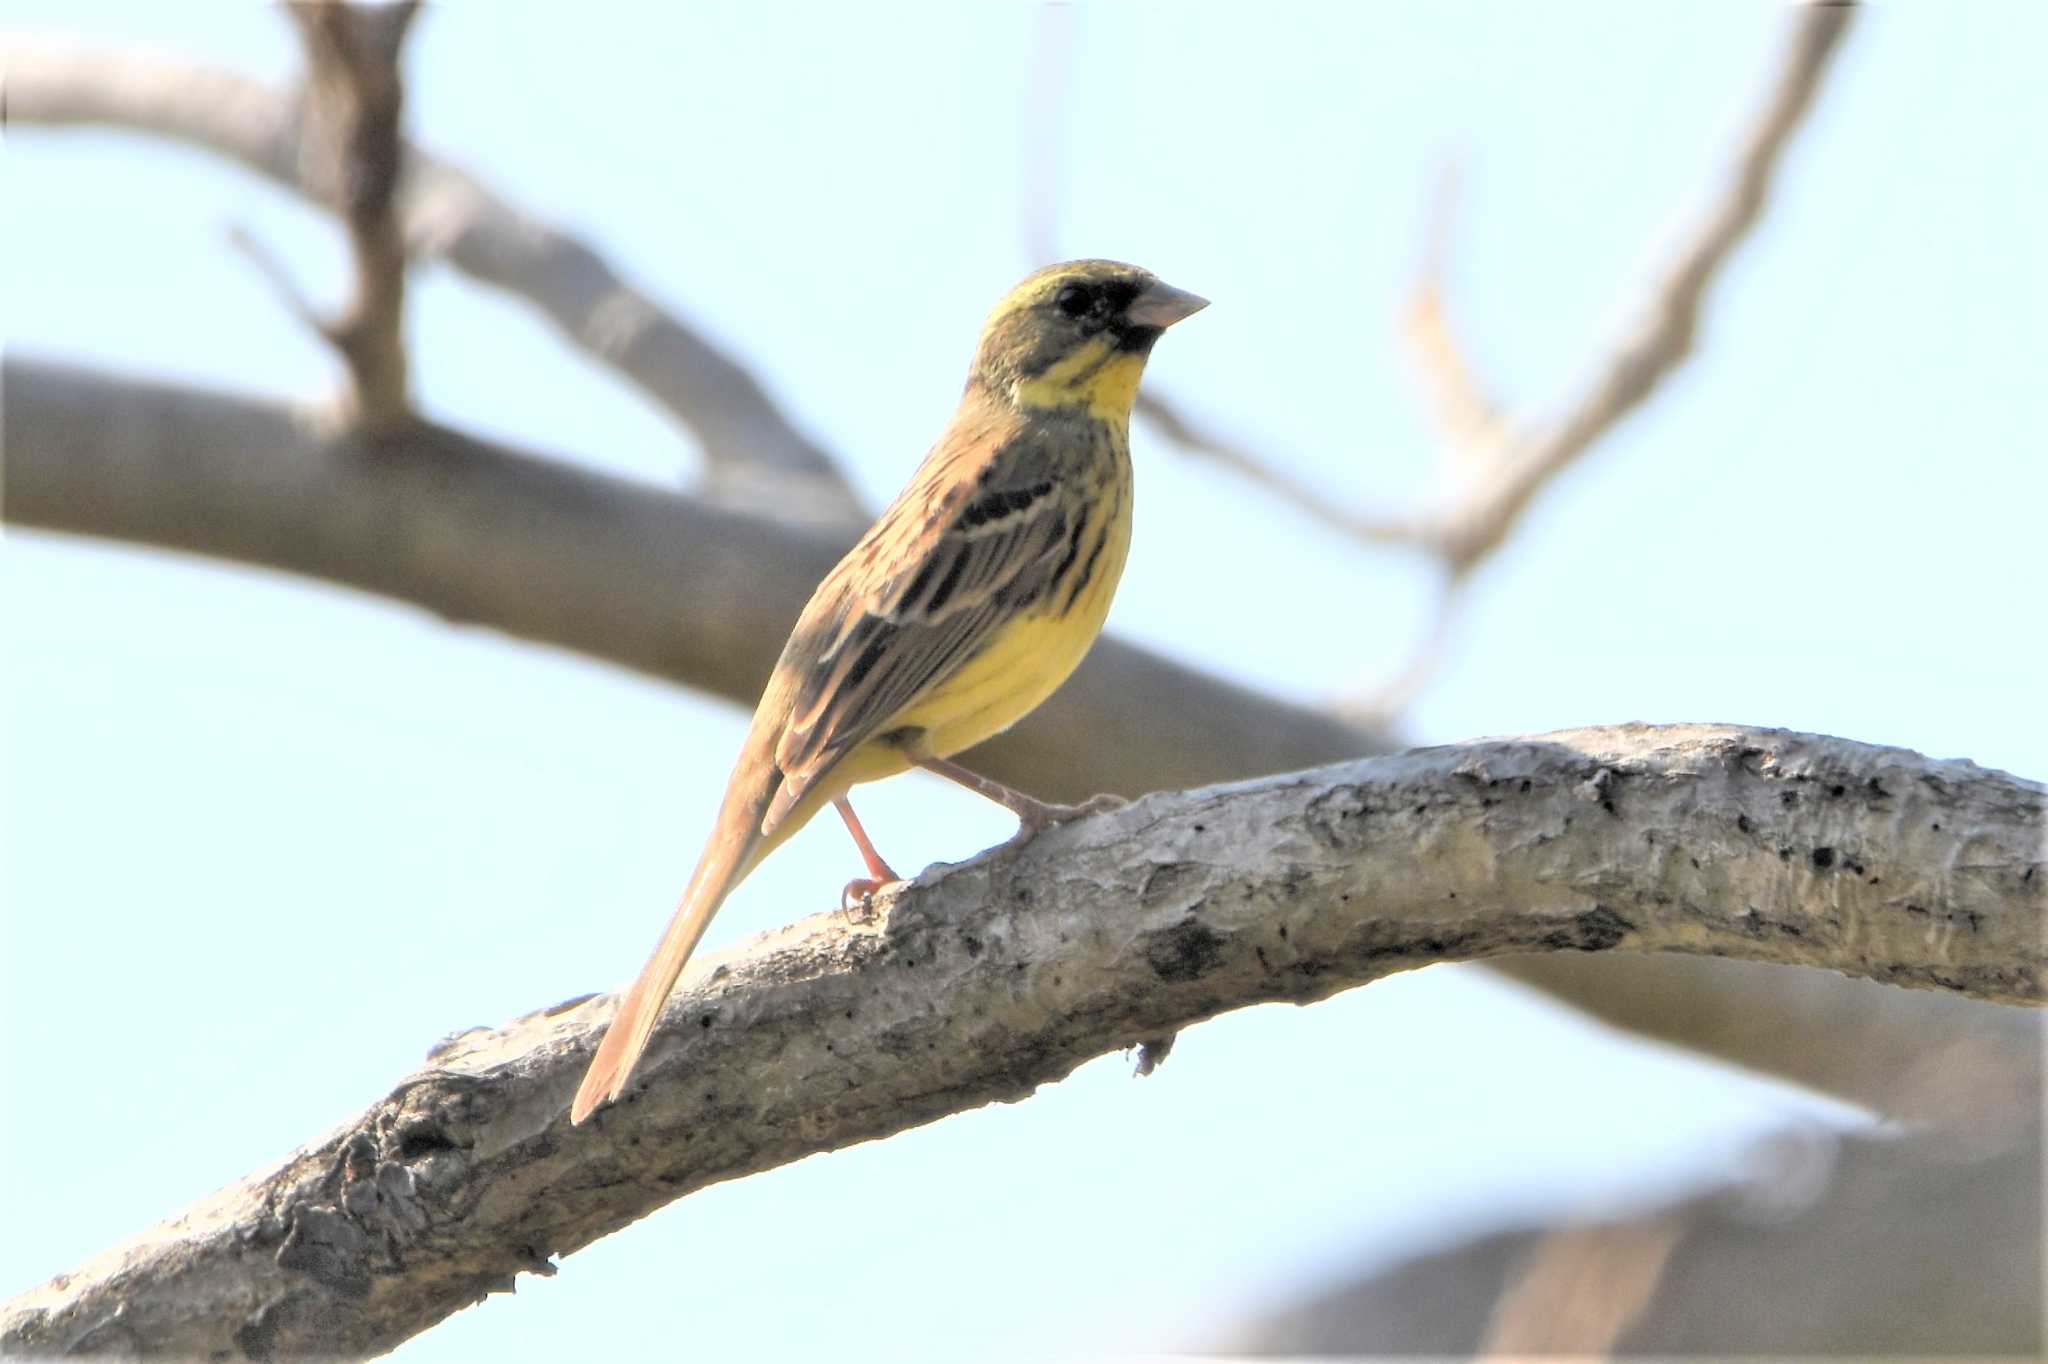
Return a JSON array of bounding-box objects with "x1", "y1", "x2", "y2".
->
[
  {"x1": 283, "y1": 0, "x2": 420, "y2": 429},
  {"x1": 4, "y1": 37, "x2": 868, "y2": 525},
  {"x1": 1139, "y1": 2, "x2": 1858, "y2": 712},
  {"x1": 1401, "y1": 161, "x2": 1511, "y2": 473},
  {"x1": 1429, "y1": 0, "x2": 1858, "y2": 572},
  {"x1": 226, "y1": 222, "x2": 328, "y2": 338}
]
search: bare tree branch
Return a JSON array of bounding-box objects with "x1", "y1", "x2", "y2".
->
[
  {"x1": 1136, "y1": 2, "x2": 1858, "y2": 714},
  {"x1": 1421, "y1": 0, "x2": 1858, "y2": 573},
  {"x1": 280, "y1": 0, "x2": 420, "y2": 429},
  {"x1": 1228, "y1": 1122, "x2": 2044, "y2": 1357},
  {"x1": 1, "y1": 357, "x2": 1385, "y2": 801},
  {"x1": 1401, "y1": 163, "x2": 1511, "y2": 474},
  {"x1": 2, "y1": 37, "x2": 865, "y2": 524},
  {"x1": 3, "y1": 724, "x2": 2038, "y2": 1359}
]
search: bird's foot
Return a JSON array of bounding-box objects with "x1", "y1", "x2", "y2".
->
[
  {"x1": 840, "y1": 876, "x2": 898, "y2": 920},
  {"x1": 1004, "y1": 791, "x2": 1128, "y2": 847}
]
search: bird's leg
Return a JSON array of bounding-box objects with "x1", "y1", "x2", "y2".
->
[
  {"x1": 833, "y1": 796, "x2": 900, "y2": 912},
  {"x1": 911, "y1": 755, "x2": 1126, "y2": 844}
]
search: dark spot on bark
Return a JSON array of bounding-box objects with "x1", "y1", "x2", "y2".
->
[
  {"x1": 1843, "y1": 854, "x2": 1866, "y2": 875},
  {"x1": 1829, "y1": 784, "x2": 1846, "y2": 798},
  {"x1": 1811, "y1": 847, "x2": 1836, "y2": 871},
  {"x1": 873, "y1": 1027, "x2": 918, "y2": 1059},
  {"x1": 699, "y1": 1013, "x2": 714, "y2": 1029},
  {"x1": 1519, "y1": 779, "x2": 1531, "y2": 793},
  {"x1": 1737, "y1": 814, "x2": 1752, "y2": 834},
  {"x1": 1690, "y1": 856, "x2": 1701, "y2": 869},
  {"x1": 961, "y1": 933, "x2": 983, "y2": 957},
  {"x1": 1867, "y1": 777, "x2": 1890, "y2": 800},
  {"x1": 1932, "y1": 821, "x2": 1942, "y2": 832},
  {"x1": 1277, "y1": 924, "x2": 1289, "y2": 941},
  {"x1": 396, "y1": 1124, "x2": 459, "y2": 1160},
  {"x1": 1905, "y1": 903, "x2": 1930, "y2": 916},
  {"x1": 1781, "y1": 790, "x2": 1799, "y2": 807},
  {"x1": 1144, "y1": 918, "x2": 1226, "y2": 982},
  {"x1": 1255, "y1": 945, "x2": 1270, "y2": 970},
  {"x1": 1602, "y1": 799, "x2": 1617, "y2": 816},
  {"x1": 1568, "y1": 905, "x2": 1632, "y2": 951},
  {"x1": 1778, "y1": 846, "x2": 1793, "y2": 861}
]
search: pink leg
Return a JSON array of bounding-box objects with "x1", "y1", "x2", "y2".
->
[
  {"x1": 834, "y1": 796, "x2": 900, "y2": 910},
  {"x1": 911, "y1": 755, "x2": 1126, "y2": 842}
]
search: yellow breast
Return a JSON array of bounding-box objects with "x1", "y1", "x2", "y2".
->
[{"x1": 891, "y1": 483, "x2": 1132, "y2": 760}]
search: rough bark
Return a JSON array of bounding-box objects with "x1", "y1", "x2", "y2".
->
[{"x1": 4, "y1": 724, "x2": 2040, "y2": 1360}]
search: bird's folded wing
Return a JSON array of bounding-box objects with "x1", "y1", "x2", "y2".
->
[{"x1": 765, "y1": 464, "x2": 1079, "y2": 833}]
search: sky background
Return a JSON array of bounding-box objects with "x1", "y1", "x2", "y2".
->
[{"x1": 5, "y1": 3, "x2": 2043, "y2": 1359}]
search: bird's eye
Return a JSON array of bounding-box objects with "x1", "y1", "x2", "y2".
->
[{"x1": 1054, "y1": 284, "x2": 1095, "y2": 319}]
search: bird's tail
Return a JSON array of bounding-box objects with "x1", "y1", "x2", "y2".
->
[{"x1": 569, "y1": 768, "x2": 778, "y2": 1125}]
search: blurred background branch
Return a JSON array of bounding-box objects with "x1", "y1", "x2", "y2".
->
[
  {"x1": 4, "y1": 32, "x2": 867, "y2": 524},
  {"x1": 278, "y1": 0, "x2": 418, "y2": 429},
  {"x1": 2, "y1": 358, "x2": 1385, "y2": 800},
  {"x1": 1128, "y1": 2, "x2": 1857, "y2": 723}
]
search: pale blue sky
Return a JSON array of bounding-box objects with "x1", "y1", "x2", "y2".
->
[{"x1": 5, "y1": 3, "x2": 2042, "y2": 1358}]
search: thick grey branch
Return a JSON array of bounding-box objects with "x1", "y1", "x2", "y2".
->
[
  {"x1": 1, "y1": 357, "x2": 1383, "y2": 801},
  {"x1": 3, "y1": 725, "x2": 2038, "y2": 1359},
  {"x1": 3, "y1": 38, "x2": 863, "y2": 524}
]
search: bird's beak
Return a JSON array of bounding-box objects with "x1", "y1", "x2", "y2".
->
[{"x1": 1127, "y1": 280, "x2": 1209, "y2": 329}]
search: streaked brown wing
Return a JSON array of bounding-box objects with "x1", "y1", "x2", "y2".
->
[{"x1": 762, "y1": 420, "x2": 1083, "y2": 834}]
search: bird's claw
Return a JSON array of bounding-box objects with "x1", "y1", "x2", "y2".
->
[
  {"x1": 840, "y1": 876, "x2": 894, "y2": 920},
  {"x1": 1007, "y1": 791, "x2": 1128, "y2": 846}
]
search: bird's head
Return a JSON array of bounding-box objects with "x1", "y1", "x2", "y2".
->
[{"x1": 969, "y1": 259, "x2": 1207, "y2": 419}]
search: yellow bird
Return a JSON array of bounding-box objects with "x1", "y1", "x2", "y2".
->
[{"x1": 571, "y1": 260, "x2": 1207, "y2": 1124}]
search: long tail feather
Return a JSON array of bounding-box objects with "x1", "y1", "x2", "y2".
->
[{"x1": 570, "y1": 769, "x2": 775, "y2": 1125}]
